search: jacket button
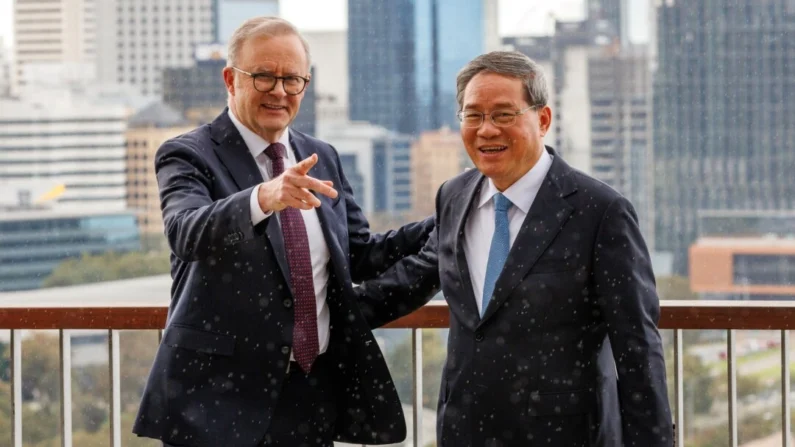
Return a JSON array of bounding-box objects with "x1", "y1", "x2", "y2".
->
[
  {"x1": 283, "y1": 299, "x2": 292, "y2": 308},
  {"x1": 281, "y1": 346, "x2": 290, "y2": 355},
  {"x1": 475, "y1": 332, "x2": 484, "y2": 342}
]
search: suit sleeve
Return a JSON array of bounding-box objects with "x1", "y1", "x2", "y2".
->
[
  {"x1": 329, "y1": 146, "x2": 435, "y2": 283},
  {"x1": 354, "y1": 186, "x2": 443, "y2": 329},
  {"x1": 593, "y1": 196, "x2": 673, "y2": 447},
  {"x1": 156, "y1": 139, "x2": 260, "y2": 262}
]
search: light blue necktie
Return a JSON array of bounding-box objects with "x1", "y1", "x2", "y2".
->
[{"x1": 481, "y1": 193, "x2": 513, "y2": 316}]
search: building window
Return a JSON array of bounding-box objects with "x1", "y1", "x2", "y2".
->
[
  {"x1": 18, "y1": 190, "x2": 31, "y2": 207},
  {"x1": 734, "y1": 254, "x2": 795, "y2": 286}
]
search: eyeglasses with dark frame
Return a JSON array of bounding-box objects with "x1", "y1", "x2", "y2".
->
[
  {"x1": 232, "y1": 67, "x2": 310, "y2": 95},
  {"x1": 456, "y1": 104, "x2": 541, "y2": 128}
]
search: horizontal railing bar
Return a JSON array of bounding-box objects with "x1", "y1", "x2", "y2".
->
[
  {"x1": 0, "y1": 307, "x2": 166, "y2": 329},
  {"x1": 3, "y1": 300, "x2": 795, "y2": 330}
]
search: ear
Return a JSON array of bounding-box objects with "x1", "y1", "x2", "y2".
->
[
  {"x1": 538, "y1": 105, "x2": 552, "y2": 137},
  {"x1": 222, "y1": 67, "x2": 236, "y2": 97}
]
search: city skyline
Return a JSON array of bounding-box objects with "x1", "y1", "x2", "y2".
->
[{"x1": 0, "y1": 0, "x2": 650, "y2": 49}]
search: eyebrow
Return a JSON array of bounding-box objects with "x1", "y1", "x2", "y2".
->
[
  {"x1": 251, "y1": 68, "x2": 302, "y2": 76},
  {"x1": 463, "y1": 102, "x2": 516, "y2": 110}
]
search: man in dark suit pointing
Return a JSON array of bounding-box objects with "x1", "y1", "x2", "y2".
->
[
  {"x1": 133, "y1": 16, "x2": 433, "y2": 447},
  {"x1": 358, "y1": 50, "x2": 673, "y2": 447}
]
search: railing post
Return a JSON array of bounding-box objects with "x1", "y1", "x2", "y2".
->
[
  {"x1": 412, "y1": 328, "x2": 423, "y2": 447},
  {"x1": 783, "y1": 330, "x2": 791, "y2": 447},
  {"x1": 727, "y1": 329, "x2": 738, "y2": 447},
  {"x1": 673, "y1": 329, "x2": 684, "y2": 446},
  {"x1": 10, "y1": 330, "x2": 22, "y2": 447},
  {"x1": 109, "y1": 330, "x2": 122, "y2": 447},
  {"x1": 60, "y1": 330, "x2": 73, "y2": 447}
]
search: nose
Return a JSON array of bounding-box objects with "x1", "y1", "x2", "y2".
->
[
  {"x1": 267, "y1": 79, "x2": 288, "y2": 99},
  {"x1": 476, "y1": 119, "x2": 500, "y2": 138}
]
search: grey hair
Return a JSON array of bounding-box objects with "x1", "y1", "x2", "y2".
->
[
  {"x1": 226, "y1": 16, "x2": 312, "y2": 71},
  {"x1": 456, "y1": 51, "x2": 548, "y2": 109}
]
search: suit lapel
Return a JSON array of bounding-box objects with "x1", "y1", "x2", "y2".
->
[
  {"x1": 210, "y1": 110, "x2": 263, "y2": 191},
  {"x1": 289, "y1": 131, "x2": 349, "y2": 293},
  {"x1": 479, "y1": 152, "x2": 577, "y2": 325},
  {"x1": 451, "y1": 172, "x2": 486, "y2": 327},
  {"x1": 289, "y1": 130, "x2": 340, "y2": 235},
  {"x1": 210, "y1": 110, "x2": 294, "y2": 289},
  {"x1": 264, "y1": 216, "x2": 292, "y2": 292}
]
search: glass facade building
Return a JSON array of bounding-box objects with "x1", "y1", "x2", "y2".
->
[
  {"x1": 0, "y1": 211, "x2": 141, "y2": 291},
  {"x1": 653, "y1": 0, "x2": 795, "y2": 273},
  {"x1": 348, "y1": 0, "x2": 486, "y2": 134},
  {"x1": 215, "y1": 0, "x2": 279, "y2": 44}
]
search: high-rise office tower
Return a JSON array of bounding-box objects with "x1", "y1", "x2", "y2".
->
[
  {"x1": 589, "y1": 45, "x2": 653, "y2": 242},
  {"x1": 505, "y1": 21, "x2": 654, "y2": 242},
  {"x1": 215, "y1": 0, "x2": 279, "y2": 43},
  {"x1": 0, "y1": 38, "x2": 10, "y2": 98},
  {"x1": 12, "y1": 0, "x2": 97, "y2": 96},
  {"x1": 0, "y1": 96, "x2": 127, "y2": 211},
  {"x1": 94, "y1": 0, "x2": 216, "y2": 97},
  {"x1": 654, "y1": 0, "x2": 795, "y2": 273},
  {"x1": 348, "y1": 0, "x2": 495, "y2": 135},
  {"x1": 587, "y1": 0, "x2": 628, "y2": 43},
  {"x1": 320, "y1": 122, "x2": 413, "y2": 214}
]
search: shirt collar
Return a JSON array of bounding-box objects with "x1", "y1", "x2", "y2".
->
[
  {"x1": 227, "y1": 107, "x2": 291, "y2": 159},
  {"x1": 478, "y1": 150, "x2": 554, "y2": 213}
]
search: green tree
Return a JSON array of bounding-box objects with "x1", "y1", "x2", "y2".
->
[
  {"x1": 713, "y1": 373, "x2": 769, "y2": 401},
  {"x1": 72, "y1": 364, "x2": 110, "y2": 433},
  {"x1": 21, "y1": 333, "x2": 61, "y2": 404},
  {"x1": 0, "y1": 341, "x2": 9, "y2": 381},
  {"x1": 665, "y1": 350, "x2": 715, "y2": 421},
  {"x1": 656, "y1": 275, "x2": 698, "y2": 301},
  {"x1": 387, "y1": 329, "x2": 447, "y2": 409},
  {"x1": 0, "y1": 337, "x2": 61, "y2": 444},
  {"x1": 23, "y1": 404, "x2": 60, "y2": 445},
  {"x1": 657, "y1": 275, "x2": 712, "y2": 344},
  {"x1": 119, "y1": 331, "x2": 159, "y2": 411},
  {"x1": 0, "y1": 381, "x2": 11, "y2": 443},
  {"x1": 42, "y1": 251, "x2": 170, "y2": 288},
  {"x1": 0, "y1": 331, "x2": 163, "y2": 445},
  {"x1": 140, "y1": 232, "x2": 169, "y2": 253},
  {"x1": 686, "y1": 412, "x2": 778, "y2": 447}
]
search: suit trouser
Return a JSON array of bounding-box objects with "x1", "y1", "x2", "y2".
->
[{"x1": 164, "y1": 353, "x2": 337, "y2": 447}]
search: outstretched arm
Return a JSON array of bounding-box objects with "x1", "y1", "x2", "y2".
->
[{"x1": 353, "y1": 185, "x2": 444, "y2": 329}]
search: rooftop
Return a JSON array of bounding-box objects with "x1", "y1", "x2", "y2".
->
[
  {"x1": 693, "y1": 236, "x2": 795, "y2": 248},
  {"x1": 127, "y1": 100, "x2": 190, "y2": 129},
  {"x1": 0, "y1": 274, "x2": 171, "y2": 307},
  {"x1": 0, "y1": 207, "x2": 137, "y2": 222}
]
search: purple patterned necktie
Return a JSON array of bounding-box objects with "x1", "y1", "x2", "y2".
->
[{"x1": 264, "y1": 142, "x2": 318, "y2": 373}]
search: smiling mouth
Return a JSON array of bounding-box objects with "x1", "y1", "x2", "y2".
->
[
  {"x1": 261, "y1": 103, "x2": 286, "y2": 111},
  {"x1": 479, "y1": 145, "x2": 507, "y2": 154}
]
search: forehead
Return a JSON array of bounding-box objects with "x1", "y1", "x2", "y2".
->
[
  {"x1": 238, "y1": 33, "x2": 307, "y2": 72},
  {"x1": 462, "y1": 72, "x2": 525, "y2": 108}
]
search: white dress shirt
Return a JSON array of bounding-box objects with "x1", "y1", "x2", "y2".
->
[
  {"x1": 228, "y1": 109, "x2": 331, "y2": 358},
  {"x1": 463, "y1": 151, "x2": 554, "y2": 314}
]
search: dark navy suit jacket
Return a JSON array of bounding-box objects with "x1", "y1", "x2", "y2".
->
[
  {"x1": 358, "y1": 147, "x2": 673, "y2": 447},
  {"x1": 133, "y1": 110, "x2": 433, "y2": 447}
]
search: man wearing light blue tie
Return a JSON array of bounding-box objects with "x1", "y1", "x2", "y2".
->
[{"x1": 357, "y1": 50, "x2": 673, "y2": 447}]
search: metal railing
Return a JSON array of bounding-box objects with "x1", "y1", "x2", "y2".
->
[{"x1": 3, "y1": 300, "x2": 795, "y2": 447}]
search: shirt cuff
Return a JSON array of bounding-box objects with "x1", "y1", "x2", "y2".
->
[{"x1": 250, "y1": 183, "x2": 272, "y2": 226}]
